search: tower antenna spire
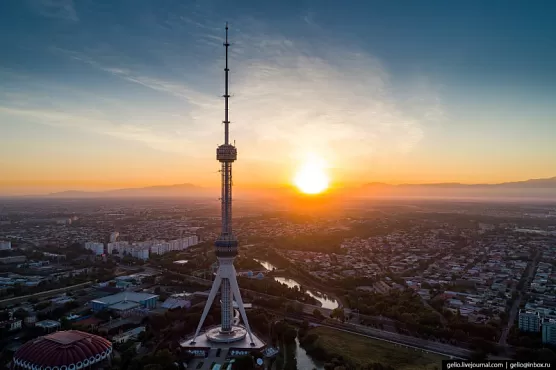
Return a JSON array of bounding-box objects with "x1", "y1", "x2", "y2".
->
[{"x1": 224, "y1": 22, "x2": 230, "y2": 145}]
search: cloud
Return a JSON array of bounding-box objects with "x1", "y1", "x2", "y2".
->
[
  {"x1": 27, "y1": 0, "x2": 78, "y2": 22},
  {"x1": 2, "y1": 16, "x2": 444, "y2": 172},
  {"x1": 0, "y1": 105, "x2": 193, "y2": 154}
]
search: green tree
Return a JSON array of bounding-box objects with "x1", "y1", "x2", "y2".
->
[{"x1": 313, "y1": 309, "x2": 325, "y2": 320}]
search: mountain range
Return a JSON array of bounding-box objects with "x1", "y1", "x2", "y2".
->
[
  {"x1": 361, "y1": 176, "x2": 556, "y2": 189},
  {"x1": 39, "y1": 176, "x2": 556, "y2": 199},
  {"x1": 46, "y1": 183, "x2": 209, "y2": 198}
]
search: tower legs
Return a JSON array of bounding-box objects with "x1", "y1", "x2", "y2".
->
[
  {"x1": 191, "y1": 274, "x2": 222, "y2": 344},
  {"x1": 228, "y1": 267, "x2": 255, "y2": 345},
  {"x1": 189, "y1": 260, "x2": 256, "y2": 346}
]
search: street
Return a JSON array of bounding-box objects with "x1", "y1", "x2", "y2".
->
[{"x1": 498, "y1": 250, "x2": 540, "y2": 346}]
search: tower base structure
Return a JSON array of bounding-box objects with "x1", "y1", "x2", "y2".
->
[
  {"x1": 180, "y1": 325, "x2": 266, "y2": 357},
  {"x1": 180, "y1": 259, "x2": 266, "y2": 359}
]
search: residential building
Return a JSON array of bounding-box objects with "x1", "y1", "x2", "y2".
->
[
  {"x1": 0, "y1": 240, "x2": 12, "y2": 250},
  {"x1": 84, "y1": 242, "x2": 105, "y2": 256},
  {"x1": 518, "y1": 309, "x2": 541, "y2": 332},
  {"x1": 542, "y1": 318, "x2": 556, "y2": 346}
]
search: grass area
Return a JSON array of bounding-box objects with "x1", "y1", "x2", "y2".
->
[{"x1": 308, "y1": 327, "x2": 447, "y2": 370}]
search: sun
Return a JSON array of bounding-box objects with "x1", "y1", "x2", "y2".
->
[{"x1": 293, "y1": 155, "x2": 330, "y2": 195}]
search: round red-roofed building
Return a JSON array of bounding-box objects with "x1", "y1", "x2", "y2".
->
[{"x1": 12, "y1": 330, "x2": 113, "y2": 370}]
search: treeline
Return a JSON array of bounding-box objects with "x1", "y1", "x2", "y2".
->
[
  {"x1": 234, "y1": 256, "x2": 265, "y2": 271},
  {"x1": 343, "y1": 289, "x2": 502, "y2": 353}
]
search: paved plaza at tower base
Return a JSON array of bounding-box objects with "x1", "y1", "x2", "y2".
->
[{"x1": 180, "y1": 324, "x2": 266, "y2": 353}]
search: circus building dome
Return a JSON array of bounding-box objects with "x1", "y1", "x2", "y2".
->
[{"x1": 12, "y1": 330, "x2": 113, "y2": 370}]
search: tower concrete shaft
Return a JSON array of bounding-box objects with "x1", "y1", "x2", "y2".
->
[{"x1": 190, "y1": 23, "x2": 255, "y2": 346}]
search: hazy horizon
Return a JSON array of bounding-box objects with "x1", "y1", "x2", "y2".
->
[{"x1": 1, "y1": 0, "x2": 555, "y2": 196}]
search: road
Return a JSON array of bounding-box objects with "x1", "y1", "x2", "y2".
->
[
  {"x1": 0, "y1": 281, "x2": 93, "y2": 308},
  {"x1": 499, "y1": 250, "x2": 541, "y2": 346},
  {"x1": 268, "y1": 309, "x2": 471, "y2": 359}
]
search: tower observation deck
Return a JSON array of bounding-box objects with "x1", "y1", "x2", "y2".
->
[{"x1": 182, "y1": 24, "x2": 265, "y2": 354}]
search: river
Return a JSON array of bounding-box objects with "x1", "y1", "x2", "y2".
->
[
  {"x1": 254, "y1": 259, "x2": 339, "y2": 310},
  {"x1": 272, "y1": 334, "x2": 324, "y2": 370},
  {"x1": 273, "y1": 277, "x2": 339, "y2": 310},
  {"x1": 294, "y1": 336, "x2": 324, "y2": 370},
  {"x1": 254, "y1": 259, "x2": 278, "y2": 272}
]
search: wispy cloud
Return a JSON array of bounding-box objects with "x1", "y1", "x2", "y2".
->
[
  {"x1": 27, "y1": 0, "x2": 78, "y2": 22},
  {"x1": 1, "y1": 15, "x2": 444, "y2": 171}
]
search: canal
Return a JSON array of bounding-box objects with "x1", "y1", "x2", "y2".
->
[{"x1": 254, "y1": 259, "x2": 339, "y2": 310}]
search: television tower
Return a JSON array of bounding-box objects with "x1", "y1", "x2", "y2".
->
[{"x1": 190, "y1": 23, "x2": 255, "y2": 346}]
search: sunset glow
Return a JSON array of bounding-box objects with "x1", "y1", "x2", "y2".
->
[
  {"x1": 293, "y1": 155, "x2": 330, "y2": 194},
  {"x1": 0, "y1": 1, "x2": 555, "y2": 197}
]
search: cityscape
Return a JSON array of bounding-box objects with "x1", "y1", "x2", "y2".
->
[
  {"x1": 1, "y1": 0, "x2": 556, "y2": 370},
  {"x1": 1, "y1": 197, "x2": 555, "y2": 369}
]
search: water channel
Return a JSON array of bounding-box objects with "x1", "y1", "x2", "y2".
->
[
  {"x1": 253, "y1": 260, "x2": 339, "y2": 310},
  {"x1": 293, "y1": 336, "x2": 324, "y2": 370},
  {"x1": 254, "y1": 259, "x2": 330, "y2": 369}
]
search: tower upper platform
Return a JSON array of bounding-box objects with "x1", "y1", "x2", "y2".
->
[
  {"x1": 217, "y1": 144, "x2": 237, "y2": 162},
  {"x1": 215, "y1": 236, "x2": 238, "y2": 258}
]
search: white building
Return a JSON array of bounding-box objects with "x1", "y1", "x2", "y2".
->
[
  {"x1": 84, "y1": 242, "x2": 105, "y2": 256},
  {"x1": 188, "y1": 235, "x2": 199, "y2": 246},
  {"x1": 112, "y1": 326, "x2": 146, "y2": 344},
  {"x1": 107, "y1": 241, "x2": 129, "y2": 255},
  {"x1": 110, "y1": 232, "x2": 120, "y2": 243},
  {"x1": 108, "y1": 236, "x2": 198, "y2": 260},
  {"x1": 0, "y1": 319, "x2": 22, "y2": 331},
  {"x1": 131, "y1": 247, "x2": 149, "y2": 261},
  {"x1": 542, "y1": 318, "x2": 556, "y2": 346},
  {"x1": 518, "y1": 309, "x2": 541, "y2": 332},
  {"x1": 0, "y1": 241, "x2": 11, "y2": 250}
]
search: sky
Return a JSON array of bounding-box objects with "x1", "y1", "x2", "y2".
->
[{"x1": 1, "y1": 0, "x2": 555, "y2": 195}]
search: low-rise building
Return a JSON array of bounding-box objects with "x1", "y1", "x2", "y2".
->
[
  {"x1": 90, "y1": 292, "x2": 158, "y2": 312},
  {"x1": 112, "y1": 326, "x2": 145, "y2": 344},
  {"x1": 35, "y1": 319, "x2": 61, "y2": 332},
  {"x1": 0, "y1": 319, "x2": 22, "y2": 331},
  {"x1": 0, "y1": 240, "x2": 12, "y2": 250}
]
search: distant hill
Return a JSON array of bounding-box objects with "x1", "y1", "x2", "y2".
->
[
  {"x1": 362, "y1": 177, "x2": 556, "y2": 189},
  {"x1": 356, "y1": 176, "x2": 556, "y2": 200},
  {"x1": 28, "y1": 176, "x2": 556, "y2": 200},
  {"x1": 47, "y1": 183, "x2": 211, "y2": 198}
]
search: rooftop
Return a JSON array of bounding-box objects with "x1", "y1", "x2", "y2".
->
[
  {"x1": 13, "y1": 330, "x2": 112, "y2": 369},
  {"x1": 35, "y1": 320, "x2": 61, "y2": 328},
  {"x1": 109, "y1": 301, "x2": 141, "y2": 311},
  {"x1": 91, "y1": 291, "x2": 158, "y2": 306}
]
